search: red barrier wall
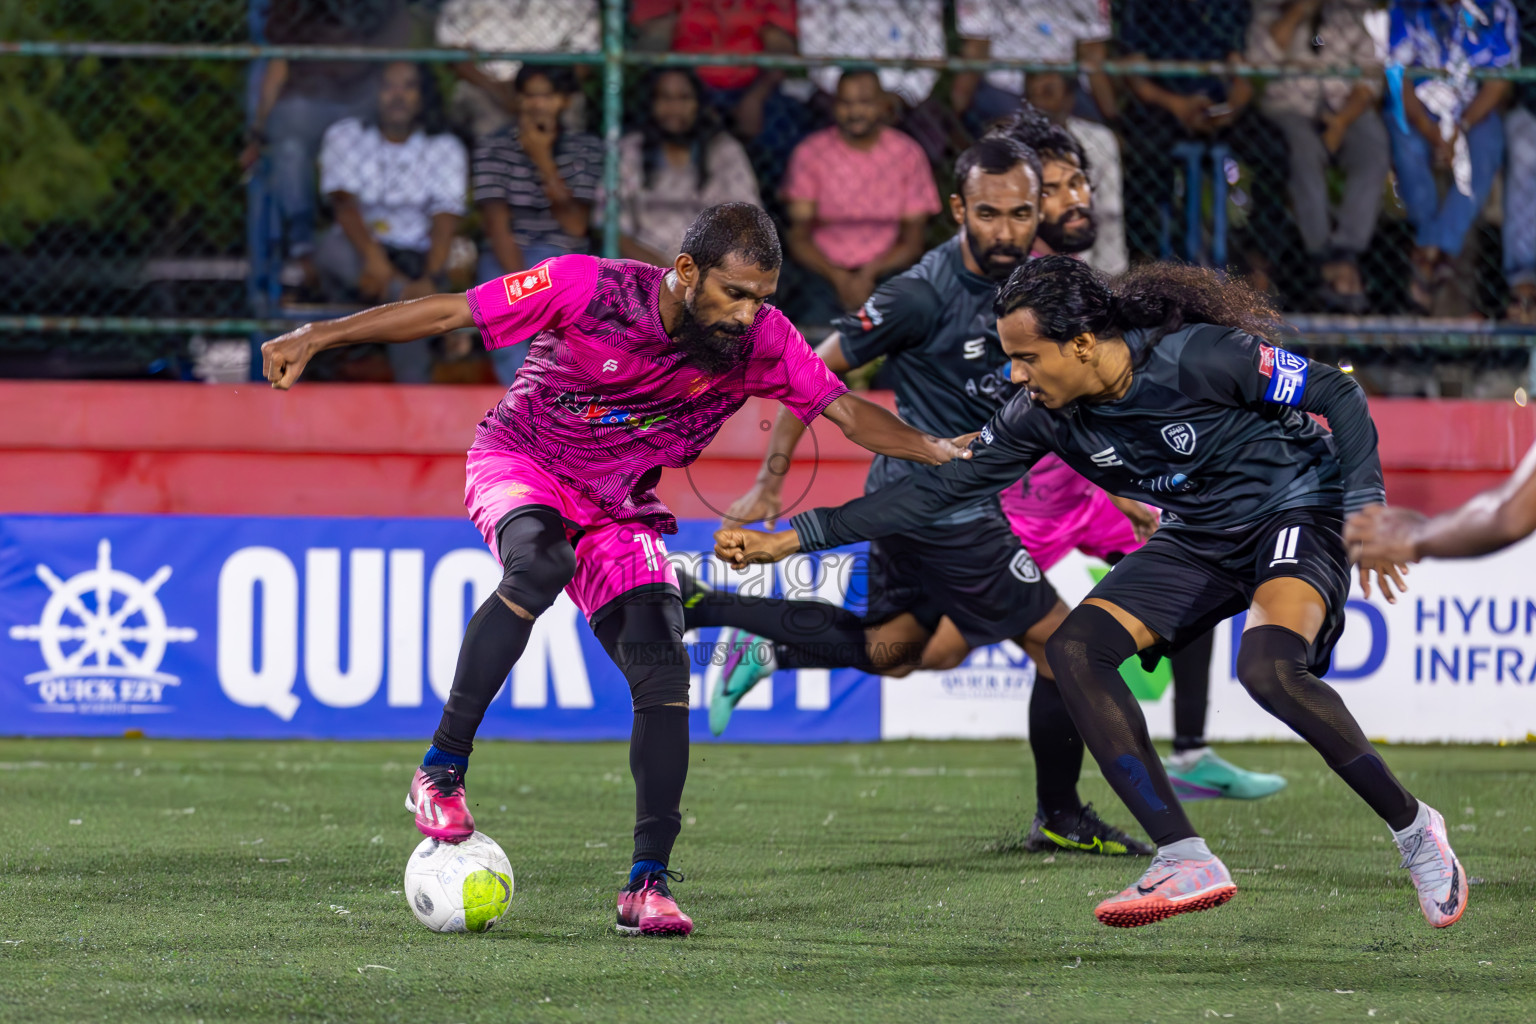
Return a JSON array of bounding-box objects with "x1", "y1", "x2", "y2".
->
[{"x1": 0, "y1": 381, "x2": 1528, "y2": 519}]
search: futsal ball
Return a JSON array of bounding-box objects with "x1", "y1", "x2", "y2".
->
[{"x1": 403, "y1": 831, "x2": 514, "y2": 933}]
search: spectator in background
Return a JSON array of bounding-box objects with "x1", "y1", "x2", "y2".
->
[
  {"x1": 316, "y1": 62, "x2": 466, "y2": 382},
  {"x1": 631, "y1": 0, "x2": 800, "y2": 143},
  {"x1": 434, "y1": 0, "x2": 599, "y2": 140},
  {"x1": 1118, "y1": 0, "x2": 1290, "y2": 292},
  {"x1": 1503, "y1": 0, "x2": 1536, "y2": 323},
  {"x1": 952, "y1": 0, "x2": 1118, "y2": 130},
  {"x1": 1387, "y1": 0, "x2": 1518, "y2": 312},
  {"x1": 472, "y1": 65, "x2": 603, "y2": 383},
  {"x1": 1005, "y1": 88, "x2": 1128, "y2": 276},
  {"x1": 1249, "y1": 0, "x2": 1387, "y2": 314},
  {"x1": 780, "y1": 69, "x2": 941, "y2": 325},
  {"x1": 243, "y1": 0, "x2": 415, "y2": 285},
  {"x1": 618, "y1": 69, "x2": 763, "y2": 266}
]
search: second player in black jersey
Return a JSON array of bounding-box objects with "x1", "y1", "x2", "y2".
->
[{"x1": 717, "y1": 256, "x2": 1469, "y2": 932}]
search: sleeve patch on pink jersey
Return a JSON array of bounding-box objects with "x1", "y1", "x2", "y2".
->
[{"x1": 503, "y1": 264, "x2": 553, "y2": 305}]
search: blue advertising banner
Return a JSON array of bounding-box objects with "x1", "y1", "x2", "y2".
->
[{"x1": 0, "y1": 515, "x2": 888, "y2": 742}]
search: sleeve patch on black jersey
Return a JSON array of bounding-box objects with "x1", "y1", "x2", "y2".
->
[{"x1": 1258, "y1": 344, "x2": 1308, "y2": 406}]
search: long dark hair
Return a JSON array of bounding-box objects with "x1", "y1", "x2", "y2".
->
[
  {"x1": 637, "y1": 68, "x2": 722, "y2": 192},
  {"x1": 995, "y1": 255, "x2": 1287, "y2": 351}
]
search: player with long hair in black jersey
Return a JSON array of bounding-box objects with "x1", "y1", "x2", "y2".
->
[{"x1": 716, "y1": 255, "x2": 1469, "y2": 930}]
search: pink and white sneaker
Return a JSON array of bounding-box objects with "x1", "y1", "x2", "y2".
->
[
  {"x1": 1395, "y1": 803, "x2": 1468, "y2": 928},
  {"x1": 1094, "y1": 851, "x2": 1237, "y2": 928},
  {"x1": 616, "y1": 870, "x2": 694, "y2": 936},
  {"x1": 404, "y1": 764, "x2": 474, "y2": 843}
]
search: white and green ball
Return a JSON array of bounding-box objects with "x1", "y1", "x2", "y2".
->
[{"x1": 403, "y1": 831, "x2": 514, "y2": 933}]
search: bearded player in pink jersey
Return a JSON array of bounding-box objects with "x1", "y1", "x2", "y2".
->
[{"x1": 260, "y1": 204, "x2": 972, "y2": 936}]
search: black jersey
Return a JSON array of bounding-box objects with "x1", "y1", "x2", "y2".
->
[
  {"x1": 833, "y1": 237, "x2": 1015, "y2": 524},
  {"x1": 791, "y1": 323, "x2": 1386, "y2": 551}
]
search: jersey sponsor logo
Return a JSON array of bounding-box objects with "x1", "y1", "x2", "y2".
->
[
  {"x1": 1008, "y1": 549, "x2": 1041, "y2": 583},
  {"x1": 1261, "y1": 346, "x2": 1308, "y2": 407},
  {"x1": 1258, "y1": 343, "x2": 1276, "y2": 377},
  {"x1": 856, "y1": 298, "x2": 883, "y2": 331},
  {"x1": 602, "y1": 359, "x2": 619, "y2": 372},
  {"x1": 1161, "y1": 422, "x2": 1197, "y2": 456},
  {"x1": 979, "y1": 424, "x2": 995, "y2": 444},
  {"x1": 554, "y1": 392, "x2": 669, "y2": 431},
  {"x1": 1090, "y1": 446, "x2": 1122, "y2": 467},
  {"x1": 965, "y1": 369, "x2": 1011, "y2": 401},
  {"x1": 962, "y1": 338, "x2": 987, "y2": 360},
  {"x1": 502, "y1": 264, "x2": 553, "y2": 305},
  {"x1": 1269, "y1": 525, "x2": 1302, "y2": 566}
]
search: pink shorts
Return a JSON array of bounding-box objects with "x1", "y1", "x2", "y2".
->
[
  {"x1": 1006, "y1": 487, "x2": 1144, "y2": 571},
  {"x1": 464, "y1": 448, "x2": 679, "y2": 620}
]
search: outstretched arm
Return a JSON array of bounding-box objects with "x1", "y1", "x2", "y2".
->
[
  {"x1": 716, "y1": 399, "x2": 1048, "y2": 567},
  {"x1": 819, "y1": 392, "x2": 973, "y2": 467},
  {"x1": 261, "y1": 293, "x2": 474, "y2": 389},
  {"x1": 1346, "y1": 442, "x2": 1536, "y2": 563}
]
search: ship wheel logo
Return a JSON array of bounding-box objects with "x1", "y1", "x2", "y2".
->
[{"x1": 9, "y1": 539, "x2": 196, "y2": 699}]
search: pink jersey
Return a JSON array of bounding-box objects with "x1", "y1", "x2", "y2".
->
[
  {"x1": 999, "y1": 453, "x2": 1099, "y2": 521},
  {"x1": 467, "y1": 255, "x2": 847, "y2": 533}
]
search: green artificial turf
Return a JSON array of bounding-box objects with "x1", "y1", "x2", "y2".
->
[{"x1": 2, "y1": 739, "x2": 1533, "y2": 1023}]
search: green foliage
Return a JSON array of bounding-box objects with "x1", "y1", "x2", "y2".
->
[{"x1": 0, "y1": 0, "x2": 247, "y2": 250}]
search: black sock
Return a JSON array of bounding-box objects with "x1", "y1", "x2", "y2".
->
[
  {"x1": 629, "y1": 706, "x2": 689, "y2": 864},
  {"x1": 1236, "y1": 625, "x2": 1418, "y2": 829},
  {"x1": 684, "y1": 588, "x2": 878, "y2": 672},
  {"x1": 1029, "y1": 673, "x2": 1084, "y2": 819},
  {"x1": 431, "y1": 594, "x2": 534, "y2": 757},
  {"x1": 1170, "y1": 628, "x2": 1214, "y2": 752},
  {"x1": 1045, "y1": 605, "x2": 1197, "y2": 846}
]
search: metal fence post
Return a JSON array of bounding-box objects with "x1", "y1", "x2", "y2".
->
[{"x1": 601, "y1": 0, "x2": 624, "y2": 259}]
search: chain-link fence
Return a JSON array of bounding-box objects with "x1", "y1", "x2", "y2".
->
[{"x1": 3, "y1": 0, "x2": 1535, "y2": 392}]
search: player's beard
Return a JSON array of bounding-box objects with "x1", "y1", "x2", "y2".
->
[
  {"x1": 1036, "y1": 207, "x2": 1098, "y2": 255},
  {"x1": 672, "y1": 299, "x2": 748, "y2": 373},
  {"x1": 965, "y1": 230, "x2": 1028, "y2": 282}
]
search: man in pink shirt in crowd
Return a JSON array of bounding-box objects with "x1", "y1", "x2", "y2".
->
[
  {"x1": 780, "y1": 68, "x2": 941, "y2": 324},
  {"x1": 259, "y1": 203, "x2": 972, "y2": 936}
]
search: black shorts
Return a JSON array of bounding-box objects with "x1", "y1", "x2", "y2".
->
[
  {"x1": 864, "y1": 515, "x2": 1061, "y2": 648},
  {"x1": 1086, "y1": 506, "x2": 1350, "y2": 676}
]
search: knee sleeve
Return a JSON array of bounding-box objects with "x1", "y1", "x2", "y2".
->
[
  {"x1": 1234, "y1": 624, "x2": 1310, "y2": 715},
  {"x1": 495, "y1": 508, "x2": 576, "y2": 617},
  {"x1": 1043, "y1": 604, "x2": 1140, "y2": 689},
  {"x1": 593, "y1": 592, "x2": 692, "y2": 712}
]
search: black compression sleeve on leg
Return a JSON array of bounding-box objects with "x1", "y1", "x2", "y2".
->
[
  {"x1": 431, "y1": 595, "x2": 534, "y2": 757},
  {"x1": 683, "y1": 588, "x2": 877, "y2": 671},
  {"x1": 1029, "y1": 673, "x2": 1085, "y2": 819},
  {"x1": 1170, "y1": 627, "x2": 1215, "y2": 751},
  {"x1": 627, "y1": 707, "x2": 689, "y2": 864},
  {"x1": 431, "y1": 509, "x2": 573, "y2": 757},
  {"x1": 1236, "y1": 625, "x2": 1417, "y2": 829},
  {"x1": 594, "y1": 594, "x2": 692, "y2": 865},
  {"x1": 1044, "y1": 604, "x2": 1197, "y2": 846}
]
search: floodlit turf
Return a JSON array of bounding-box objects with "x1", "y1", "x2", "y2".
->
[{"x1": 2, "y1": 739, "x2": 1533, "y2": 1023}]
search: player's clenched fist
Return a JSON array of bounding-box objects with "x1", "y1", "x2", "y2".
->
[
  {"x1": 261, "y1": 325, "x2": 318, "y2": 390},
  {"x1": 713, "y1": 527, "x2": 802, "y2": 569}
]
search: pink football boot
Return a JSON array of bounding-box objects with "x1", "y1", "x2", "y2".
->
[
  {"x1": 405, "y1": 764, "x2": 475, "y2": 843},
  {"x1": 616, "y1": 870, "x2": 694, "y2": 936}
]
